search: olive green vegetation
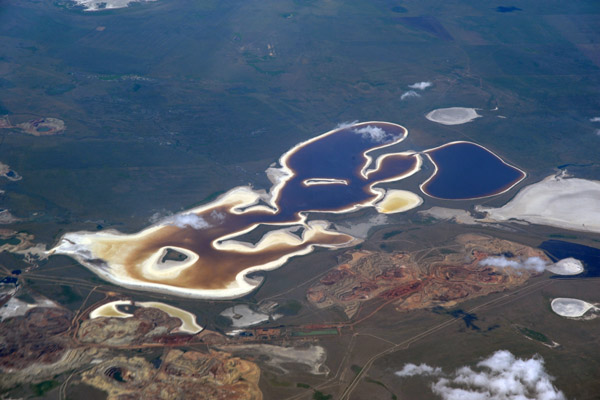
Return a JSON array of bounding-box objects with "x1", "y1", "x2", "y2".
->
[
  {"x1": 365, "y1": 377, "x2": 398, "y2": 400},
  {"x1": 382, "y1": 230, "x2": 403, "y2": 240},
  {"x1": 30, "y1": 380, "x2": 60, "y2": 396},
  {"x1": 296, "y1": 383, "x2": 310, "y2": 389},
  {"x1": 312, "y1": 391, "x2": 333, "y2": 400},
  {"x1": 351, "y1": 365, "x2": 363, "y2": 374},
  {"x1": 213, "y1": 315, "x2": 233, "y2": 328},
  {"x1": 519, "y1": 327, "x2": 550, "y2": 343},
  {"x1": 274, "y1": 300, "x2": 302, "y2": 316}
]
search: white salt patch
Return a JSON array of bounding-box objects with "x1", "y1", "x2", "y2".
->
[
  {"x1": 220, "y1": 304, "x2": 269, "y2": 328},
  {"x1": 425, "y1": 107, "x2": 481, "y2": 125},
  {"x1": 0, "y1": 297, "x2": 58, "y2": 321},
  {"x1": 476, "y1": 174, "x2": 600, "y2": 233},
  {"x1": 546, "y1": 258, "x2": 584, "y2": 275},
  {"x1": 551, "y1": 298, "x2": 596, "y2": 318}
]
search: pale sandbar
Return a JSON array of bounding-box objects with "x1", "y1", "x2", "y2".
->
[
  {"x1": 89, "y1": 300, "x2": 203, "y2": 333},
  {"x1": 425, "y1": 107, "x2": 481, "y2": 125},
  {"x1": 374, "y1": 190, "x2": 423, "y2": 214}
]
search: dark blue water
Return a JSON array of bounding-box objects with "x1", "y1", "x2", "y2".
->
[
  {"x1": 422, "y1": 142, "x2": 525, "y2": 200},
  {"x1": 273, "y1": 122, "x2": 416, "y2": 219},
  {"x1": 540, "y1": 240, "x2": 600, "y2": 278}
]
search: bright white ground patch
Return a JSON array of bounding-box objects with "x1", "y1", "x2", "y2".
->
[
  {"x1": 546, "y1": 258, "x2": 584, "y2": 275},
  {"x1": 551, "y1": 298, "x2": 597, "y2": 318},
  {"x1": 218, "y1": 344, "x2": 329, "y2": 375},
  {"x1": 395, "y1": 350, "x2": 565, "y2": 400},
  {"x1": 476, "y1": 174, "x2": 600, "y2": 233},
  {"x1": 220, "y1": 304, "x2": 270, "y2": 328},
  {"x1": 72, "y1": 0, "x2": 157, "y2": 11},
  {"x1": 0, "y1": 297, "x2": 58, "y2": 320},
  {"x1": 425, "y1": 107, "x2": 481, "y2": 125}
]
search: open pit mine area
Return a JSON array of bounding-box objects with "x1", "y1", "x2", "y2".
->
[
  {"x1": 0, "y1": 300, "x2": 261, "y2": 399},
  {"x1": 307, "y1": 234, "x2": 548, "y2": 318}
]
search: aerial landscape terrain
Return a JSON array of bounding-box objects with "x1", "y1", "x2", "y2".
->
[{"x1": 1, "y1": 0, "x2": 599, "y2": 399}]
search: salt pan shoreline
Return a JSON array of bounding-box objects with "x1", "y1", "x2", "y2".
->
[
  {"x1": 551, "y1": 298, "x2": 597, "y2": 318},
  {"x1": 425, "y1": 107, "x2": 481, "y2": 125},
  {"x1": 477, "y1": 174, "x2": 600, "y2": 233}
]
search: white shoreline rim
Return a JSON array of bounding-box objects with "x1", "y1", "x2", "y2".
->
[
  {"x1": 48, "y1": 122, "x2": 423, "y2": 299},
  {"x1": 419, "y1": 140, "x2": 527, "y2": 200},
  {"x1": 88, "y1": 299, "x2": 203, "y2": 333}
]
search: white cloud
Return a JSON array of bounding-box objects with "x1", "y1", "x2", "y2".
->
[
  {"x1": 396, "y1": 350, "x2": 566, "y2": 400},
  {"x1": 354, "y1": 125, "x2": 389, "y2": 143},
  {"x1": 395, "y1": 363, "x2": 442, "y2": 377},
  {"x1": 167, "y1": 213, "x2": 211, "y2": 229},
  {"x1": 595, "y1": 129, "x2": 600, "y2": 137},
  {"x1": 479, "y1": 256, "x2": 547, "y2": 273},
  {"x1": 590, "y1": 117, "x2": 600, "y2": 122},
  {"x1": 211, "y1": 210, "x2": 226, "y2": 221},
  {"x1": 408, "y1": 81, "x2": 432, "y2": 90},
  {"x1": 401, "y1": 90, "x2": 421, "y2": 101},
  {"x1": 335, "y1": 120, "x2": 359, "y2": 130}
]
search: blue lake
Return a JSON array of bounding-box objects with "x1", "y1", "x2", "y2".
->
[{"x1": 421, "y1": 142, "x2": 525, "y2": 200}]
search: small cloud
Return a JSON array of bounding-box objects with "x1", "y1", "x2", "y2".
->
[
  {"x1": 396, "y1": 350, "x2": 566, "y2": 400},
  {"x1": 167, "y1": 213, "x2": 211, "y2": 229},
  {"x1": 595, "y1": 129, "x2": 600, "y2": 137},
  {"x1": 408, "y1": 81, "x2": 432, "y2": 90},
  {"x1": 590, "y1": 117, "x2": 600, "y2": 122},
  {"x1": 479, "y1": 256, "x2": 547, "y2": 273},
  {"x1": 401, "y1": 90, "x2": 421, "y2": 101},
  {"x1": 354, "y1": 125, "x2": 389, "y2": 143},
  {"x1": 395, "y1": 363, "x2": 442, "y2": 377},
  {"x1": 335, "y1": 120, "x2": 359, "y2": 130},
  {"x1": 211, "y1": 210, "x2": 226, "y2": 221}
]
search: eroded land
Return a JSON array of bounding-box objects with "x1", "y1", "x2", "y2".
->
[
  {"x1": 0, "y1": 296, "x2": 261, "y2": 399},
  {"x1": 307, "y1": 234, "x2": 547, "y2": 318},
  {"x1": 82, "y1": 349, "x2": 261, "y2": 400}
]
